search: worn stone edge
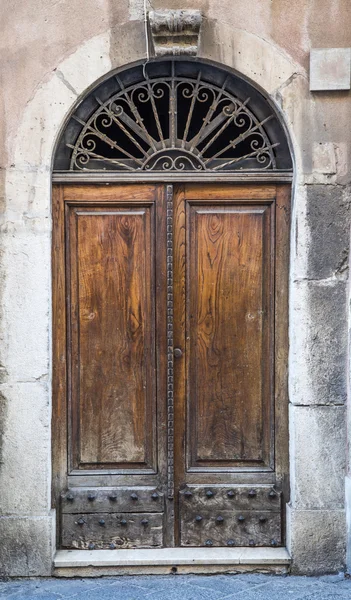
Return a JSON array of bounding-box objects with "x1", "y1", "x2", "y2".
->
[{"x1": 54, "y1": 547, "x2": 291, "y2": 567}]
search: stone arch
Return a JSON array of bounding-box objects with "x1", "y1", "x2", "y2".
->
[
  {"x1": 6, "y1": 19, "x2": 306, "y2": 181},
  {"x1": 1, "y1": 18, "x2": 307, "y2": 575}
]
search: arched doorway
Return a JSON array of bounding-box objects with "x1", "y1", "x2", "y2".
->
[{"x1": 52, "y1": 58, "x2": 292, "y2": 551}]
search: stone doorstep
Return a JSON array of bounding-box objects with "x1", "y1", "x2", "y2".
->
[{"x1": 54, "y1": 547, "x2": 291, "y2": 568}]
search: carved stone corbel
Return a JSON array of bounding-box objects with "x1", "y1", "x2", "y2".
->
[{"x1": 149, "y1": 9, "x2": 202, "y2": 57}]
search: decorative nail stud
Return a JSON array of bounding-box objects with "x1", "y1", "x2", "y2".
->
[{"x1": 195, "y1": 515, "x2": 203, "y2": 523}]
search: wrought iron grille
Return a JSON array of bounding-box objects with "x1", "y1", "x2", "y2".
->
[{"x1": 54, "y1": 60, "x2": 292, "y2": 173}]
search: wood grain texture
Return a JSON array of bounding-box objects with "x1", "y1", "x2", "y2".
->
[
  {"x1": 180, "y1": 509, "x2": 282, "y2": 547},
  {"x1": 187, "y1": 204, "x2": 273, "y2": 467},
  {"x1": 62, "y1": 512, "x2": 163, "y2": 549},
  {"x1": 68, "y1": 206, "x2": 156, "y2": 469},
  {"x1": 52, "y1": 185, "x2": 68, "y2": 513},
  {"x1": 173, "y1": 185, "x2": 187, "y2": 546},
  {"x1": 183, "y1": 184, "x2": 276, "y2": 201},
  {"x1": 173, "y1": 184, "x2": 289, "y2": 547},
  {"x1": 63, "y1": 184, "x2": 158, "y2": 202},
  {"x1": 53, "y1": 184, "x2": 167, "y2": 552},
  {"x1": 61, "y1": 487, "x2": 164, "y2": 514},
  {"x1": 179, "y1": 486, "x2": 281, "y2": 511},
  {"x1": 53, "y1": 182, "x2": 290, "y2": 551}
]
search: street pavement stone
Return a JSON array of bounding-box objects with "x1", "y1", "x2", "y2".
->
[{"x1": 0, "y1": 574, "x2": 350, "y2": 599}]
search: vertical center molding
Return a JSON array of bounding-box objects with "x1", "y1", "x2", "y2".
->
[{"x1": 166, "y1": 184, "x2": 174, "y2": 500}]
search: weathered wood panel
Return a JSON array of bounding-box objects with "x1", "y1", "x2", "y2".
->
[
  {"x1": 180, "y1": 509, "x2": 282, "y2": 547},
  {"x1": 173, "y1": 185, "x2": 187, "y2": 547},
  {"x1": 63, "y1": 184, "x2": 158, "y2": 202},
  {"x1": 179, "y1": 486, "x2": 281, "y2": 511},
  {"x1": 62, "y1": 512, "x2": 163, "y2": 549},
  {"x1": 187, "y1": 204, "x2": 273, "y2": 468},
  {"x1": 53, "y1": 183, "x2": 290, "y2": 550},
  {"x1": 61, "y1": 487, "x2": 164, "y2": 513},
  {"x1": 67, "y1": 205, "x2": 156, "y2": 470},
  {"x1": 52, "y1": 185, "x2": 68, "y2": 513},
  {"x1": 183, "y1": 185, "x2": 277, "y2": 200}
]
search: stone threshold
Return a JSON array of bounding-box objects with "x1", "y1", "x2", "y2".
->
[{"x1": 54, "y1": 547, "x2": 291, "y2": 568}]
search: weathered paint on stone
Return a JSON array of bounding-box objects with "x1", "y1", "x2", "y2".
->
[
  {"x1": 346, "y1": 475, "x2": 351, "y2": 573},
  {"x1": 306, "y1": 185, "x2": 350, "y2": 280},
  {"x1": 289, "y1": 405, "x2": 346, "y2": 510},
  {"x1": 287, "y1": 505, "x2": 346, "y2": 575},
  {"x1": 0, "y1": 513, "x2": 55, "y2": 577},
  {"x1": 290, "y1": 280, "x2": 348, "y2": 406},
  {"x1": 310, "y1": 48, "x2": 351, "y2": 91}
]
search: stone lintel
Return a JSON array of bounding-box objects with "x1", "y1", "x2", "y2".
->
[{"x1": 149, "y1": 9, "x2": 202, "y2": 57}]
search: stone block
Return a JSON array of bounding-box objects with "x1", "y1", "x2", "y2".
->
[
  {"x1": 0, "y1": 512, "x2": 55, "y2": 576},
  {"x1": 0, "y1": 383, "x2": 51, "y2": 515},
  {"x1": 310, "y1": 48, "x2": 351, "y2": 91},
  {"x1": 292, "y1": 184, "x2": 310, "y2": 280},
  {"x1": 286, "y1": 505, "x2": 346, "y2": 574},
  {"x1": 308, "y1": 143, "x2": 349, "y2": 184},
  {"x1": 0, "y1": 227, "x2": 50, "y2": 383},
  {"x1": 289, "y1": 405, "x2": 346, "y2": 510},
  {"x1": 312, "y1": 142, "x2": 337, "y2": 175},
  {"x1": 346, "y1": 475, "x2": 351, "y2": 573},
  {"x1": 149, "y1": 10, "x2": 202, "y2": 57},
  {"x1": 290, "y1": 280, "x2": 347, "y2": 405},
  {"x1": 306, "y1": 185, "x2": 350, "y2": 279}
]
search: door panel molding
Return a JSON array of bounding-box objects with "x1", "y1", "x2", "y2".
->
[
  {"x1": 66, "y1": 204, "x2": 157, "y2": 472},
  {"x1": 186, "y1": 202, "x2": 274, "y2": 471},
  {"x1": 52, "y1": 182, "x2": 290, "y2": 550}
]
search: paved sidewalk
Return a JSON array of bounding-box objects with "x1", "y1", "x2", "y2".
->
[{"x1": 1, "y1": 574, "x2": 351, "y2": 600}]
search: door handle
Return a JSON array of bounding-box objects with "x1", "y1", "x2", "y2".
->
[{"x1": 174, "y1": 348, "x2": 183, "y2": 358}]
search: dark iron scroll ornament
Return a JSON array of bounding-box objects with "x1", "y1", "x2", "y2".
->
[{"x1": 54, "y1": 60, "x2": 292, "y2": 173}]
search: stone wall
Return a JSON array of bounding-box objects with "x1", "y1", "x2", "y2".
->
[{"x1": 0, "y1": 0, "x2": 351, "y2": 576}]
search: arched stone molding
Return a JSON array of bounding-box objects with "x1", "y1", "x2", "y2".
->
[{"x1": 3, "y1": 16, "x2": 344, "y2": 577}]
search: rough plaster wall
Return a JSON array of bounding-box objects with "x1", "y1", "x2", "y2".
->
[{"x1": 0, "y1": 0, "x2": 350, "y2": 576}]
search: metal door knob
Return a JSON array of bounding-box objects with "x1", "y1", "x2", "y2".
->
[{"x1": 174, "y1": 348, "x2": 183, "y2": 358}]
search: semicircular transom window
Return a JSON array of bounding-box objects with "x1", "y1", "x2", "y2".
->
[{"x1": 54, "y1": 60, "x2": 292, "y2": 173}]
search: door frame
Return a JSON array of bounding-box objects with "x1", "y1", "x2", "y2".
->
[{"x1": 52, "y1": 178, "x2": 291, "y2": 550}]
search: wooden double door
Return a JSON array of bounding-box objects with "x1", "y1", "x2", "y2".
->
[{"x1": 53, "y1": 183, "x2": 290, "y2": 550}]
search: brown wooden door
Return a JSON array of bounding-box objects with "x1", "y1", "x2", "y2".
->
[
  {"x1": 52, "y1": 183, "x2": 289, "y2": 550},
  {"x1": 173, "y1": 184, "x2": 290, "y2": 548}
]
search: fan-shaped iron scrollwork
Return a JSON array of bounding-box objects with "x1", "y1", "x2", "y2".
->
[{"x1": 55, "y1": 61, "x2": 292, "y2": 173}]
